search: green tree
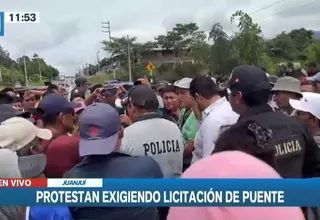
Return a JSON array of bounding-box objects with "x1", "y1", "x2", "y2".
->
[
  {"x1": 306, "y1": 40, "x2": 320, "y2": 62},
  {"x1": 208, "y1": 23, "x2": 238, "y2": 73},
  {"x1": 231, "y1": 10, "x2": 264, "y2": 65},
  {"x1": 267, "y1": 32, "x2": 297, "y2": 60},
  {"x1": 155, "y1": 23, "x2": 206, "y2": 55},
  {"x1": 95, "y1": 9, "x2": 320, "y2": 81}
]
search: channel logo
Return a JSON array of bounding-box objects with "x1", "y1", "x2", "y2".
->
[{"x1": 0, "y1": 12, "x2": 4, "y2": 36}]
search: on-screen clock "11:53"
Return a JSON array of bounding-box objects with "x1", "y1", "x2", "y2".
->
[{"x1": 5, "y1": 12, "x2": 40, "y2": 23}]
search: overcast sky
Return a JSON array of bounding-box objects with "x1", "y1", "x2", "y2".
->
[{"x1": 0, "y1": 0, "x2": 319, "y2": 75}]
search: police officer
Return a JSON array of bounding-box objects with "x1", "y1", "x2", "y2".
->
[
  {"x1": 228, "y1": 65, "x2": 320, "y2": 178},
  {"x1": 120, "y1": 85, "x2": 184, "y2": 179}
]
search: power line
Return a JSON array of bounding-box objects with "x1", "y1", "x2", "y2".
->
[
  {"x1": 249, "y1": 0, "x2": 288, "y2": 15},
  {"x1": 202, "y1": 0, "x2": 290, "y2": 32},
  {"x1": 260, "y1": 0, "x2": 317, "y2": 21}
]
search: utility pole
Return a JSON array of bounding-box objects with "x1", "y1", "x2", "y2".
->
[
  {"x1": 101, "y1": 21, "x2": 116, "y2": 79},
  {"x1": 38, "y1": 61, "x2": 42, "y2": 81},
  {"x1": 127, "y1": 34, "x2": 132, "y2": 82},
  {"x1": 23, "y1": 56, "x2": 28, "y2": 87},
  {"x1": 96, "y1": 51, "x2": 100, "y2": 75},
  {"x1": 101, "y1": 21, "x2": 111, "y2": 41},
  {"x1": 23, "y1": 42, "x2": 47, "y2": 87}
]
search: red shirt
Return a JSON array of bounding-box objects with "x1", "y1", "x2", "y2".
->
[{"x1": 42, "y1": 135, "x2": 82, "y2": 178}]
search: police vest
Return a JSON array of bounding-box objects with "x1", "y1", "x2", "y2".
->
[{"x1": 120, "y1": 116, "x2": 184, "y2": 178}]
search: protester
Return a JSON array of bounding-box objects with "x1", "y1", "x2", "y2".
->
[
  {"x1": 83, "y1": 86, "x2": 102, "y2": 105},
  {"x1": 70, "y1": 76, "x2": 88, "y2": 99},
  {"x1": 22, "y1": 92, "x2": 37, "y2": 111},
  {"x1": 267, "y1": 75, "x2": 279, "y2": 110},
  {"x1": 0, "y1": 104, "x2": 31, "y2": 123},
  {"x1": 13, "y1": 97, "x2": 23, "y2": 111},
  {"x1": 301, "y1": 80, "x2": 318, "y2": 93},
  {"x1": 89, "y1": 84, "x2": 103, "y2": 94},
  {"x1": 37, "y1": 93, "x2": 82, "y2": 177},
  {"x1": 271, "y1": 76, "x2": 302, "y2": 116},
  {"x1": 0, "y1": 117, "x2": 52, "y2": 177},
  {"x1": 0, "y1": 119, "x2": 70, "y2": 220},
  {"x1": 160, "y1": 85, "x2": 180, "y2": 123},
  {"x1": 307, "y1": 61, "x2": 319, "y2": 77},
  {"x1": 173, "y1": 77, "x2": 199, "y2": 171},
  {"x1": 190, "y1": 76, "x2": 238, "y2": 163},
  {"x1": 167, "y1": 151, "x2": 305, "y2": 220},
  {"x1": 73, "y1": 101, "x2": 86, "y2": 135},
  {"x1": 0, "y1": 93, "x2": 14, "y2": 105},
  {"x1": 228, "y1": 64, "x2": 320, "y2": 178},
  {"x1": 64, "y1": 102, "x2": 162, "y2": 220},
  {"x1": 289, "y1": 69, "x2": 306, "y2": 81},
  {"x1": 0, "y1": 87, "x2": 16, "y2": 99},
  {"x1": 99, "y1": 85, "x2": 118, "y2": 107},
  {"x1": 307, "y1": 72, "x2": 320, "y2": 93},
  {"x1": 290, "y1": 92, "x2": 320, "y2": 147},
  {"x1": 120, "y1": 85, "x2": 184, "y2": 178}
]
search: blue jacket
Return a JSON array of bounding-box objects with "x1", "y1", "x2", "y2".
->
[{"x1": 28, "y1": 206, "x2": 73, "y2": 220}]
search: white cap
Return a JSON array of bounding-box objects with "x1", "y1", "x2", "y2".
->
[
  {"x1": 289, "y1": 92, "x2": 320, "y2": 120},
  {"x1": 0, "y1": 117, "x2": 52, "y2": 151},
  {"x1": 173, "y1": 77, "x2": 193, "y2": 89},
  {"x1": 293, "y1": 62, "x2": 301, "y2": 70}
]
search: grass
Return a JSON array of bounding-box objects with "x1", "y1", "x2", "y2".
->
[{"x1": 88, "y1": 73, "x2": 114, "y2": 85}]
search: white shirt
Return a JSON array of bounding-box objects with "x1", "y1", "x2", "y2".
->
[{"x1": 192, "y1": 97, "x2": 238, "y2": 164}]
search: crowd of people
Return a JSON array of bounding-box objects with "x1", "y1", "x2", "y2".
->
[{"x1": 0, "y1": 63, "x2": 320, "y2": 219}]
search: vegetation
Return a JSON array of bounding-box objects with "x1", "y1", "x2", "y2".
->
[
  {"x1": 96, "y1": 10, "x2": 320, "y2": 82},
  {"x1": 0, "y1": 48, "x2": 59, "y2": 86},
  {"x1": 2, "y1": 9, "x2": 320, "y2": 85}
]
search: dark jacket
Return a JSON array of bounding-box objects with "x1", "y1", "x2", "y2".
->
[
  {"x1": 158, "y1": 108, "x2": 178, "y2": 124},
  {"x1": 64, "y1": 152, "x2": 163, "y2": 220},
  {"x1": 238, "y1": 104, "x2": 320, "y2": 178}
]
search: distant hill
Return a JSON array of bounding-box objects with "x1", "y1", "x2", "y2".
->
[{"x1": 312, "y1": 31, "x2": 320, "y2": 40}]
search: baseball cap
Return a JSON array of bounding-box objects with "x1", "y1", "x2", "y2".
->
[
  {"x1": 128, "y1": 85, "x2": 159, "y2": 109},
  {"x1": 79, "y1": 103, "x2": 121, "y2": 157},
  {"x1": 74, "y1": 101, "x2": 86, "y2": 114},
  {"x1": 293, "y1": 62, "x2": 301, "y2": 70},
  {"x1": 0, "y1": 117, "x2": 52, "y2": 151},
  {"x1": 271, "y1": 76, "x2": 302, "y2": 97},
  {"x1": 173, "y1": 78, "x2": 193, "y2": 89},
  {"x1": 307, "y1": 72, "x2": 320, "y2": 82},
  {"x1": 289, "y1": 92, "x2": 320, "y2": 120},
  {"x1": 156, "y1": 81, "x2": 169, "y2": 91},
  {"x1": 19, "y1": 154, "x2": 47, "y2": 178},
  {"x1": 228, "y1": 65, "x2": 271, "y2": 93},
  {"x1": 268, "y1": 75, "x2": 279, "y2": 86},
  {"x1": 38, "y1": 93, "x2": 80, "y2": 117}
]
